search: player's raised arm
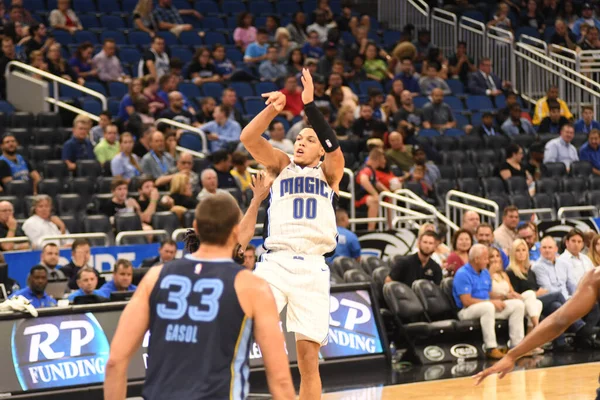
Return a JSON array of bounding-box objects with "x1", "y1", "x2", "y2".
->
[
  {"x1": 300, "y1": 68, "x2": 345, "y2": 192},
  {"x1": 235, "y1": 272, "x2": 295, "y2": 400},
  {"x1": 238, "y1": 171, "x2": 273, "y2": 250},
  {"x1": 240, "y1": 92, "x2": 291, "y2": 173},
  {"x1": 473, "y1": 268, "x2": 600, "y2": 386},
  {"x1": 104, "y1": 266, "x2": 162, "y2": 400}
]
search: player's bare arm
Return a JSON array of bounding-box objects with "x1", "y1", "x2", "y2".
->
[
  {"x1": 300, "y1": 68, "x2": 345, "y2": 193},
  {"x1": 238, "y1": 171, "x2": 273, "y2": 250},
  {"x1": 235, "y1": 270, "x2": 295, "y2": 400},
  {"x1": 104, "y1": 266, "x2": 163, "y2": 400},
  {"x1": 473, "y1": 268, "x2": 600, "y2": 386},
  {"x1": 240, "y1": 93, "x2": 291, "y2": 173}
]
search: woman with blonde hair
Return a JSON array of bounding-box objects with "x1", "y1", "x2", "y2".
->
[
  {"x1": 334, "y1": 105, "x2": 355, "y2": 138},
  {"x1": 169, "y1": 173, "x2": 197, "y2": 209},
  {"x1": 133, "y1": 0, "x2": 156, "y2": 37},
  {"x1": 588, "y1": 234, "x2": 600, "y2": 267}
]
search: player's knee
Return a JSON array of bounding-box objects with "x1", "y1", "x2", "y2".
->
[{"x1": 296, "y1": 340, "x2": 320, "y2": 375}]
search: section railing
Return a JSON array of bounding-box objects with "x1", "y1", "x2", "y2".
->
[
  {"x1": 155, "y1": 118, "x2": 208, "y2": 153},
  {"x1": 445, "y1": 190, "x2": 500, "y2": 242}
]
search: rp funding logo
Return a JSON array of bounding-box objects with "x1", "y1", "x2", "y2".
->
[{"x1": 11, "y1": 313, "x2": 109, "y2": 391}]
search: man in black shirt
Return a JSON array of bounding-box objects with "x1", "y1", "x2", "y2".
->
[
  {"x1": 312, "y1": 75, "x2": 332, "y2": 110},
  {"x1": 550, "y1": 20, "x2": 578, "y2": 52},
  {"x1": 24, "y1": 22, "x2": 53, "y2": 61},
  {"x1": 447, "y1": 41, "x2": 475, "y2": 87},
  {"x1": 158, "y1": 91, "x2": 199, "y2": 126},
  {"x1": 137, "y1": 36, "x2": 169, "y2": 80},
  {"x1": 0, "y1": 200, "x2": 28, "y2": 251},
  {"x1": 211, "y1": 150, "x2": 239, "y2": 189},
  {"x1": 59, "y1": 238, "x2": 102, "y2": 290},
  {"x1": 196, "y1": 97, "x2": 216, "y2": 124},
  {"x1": 0, "y1": 37, "x2": 16, "y2": 99},
  {"x1": 386, "y1": 230, "x2": 443, "y2": 286},
  {"x1": 0, "y1": 133, "x2": 41, "y2": 193},
  {"x1": 100, "y1": 177, "x2": 142, "y2": 218},
  {"x1": 136, "y1": 176, "x2": 170, "y2": 226},
  {"x1": 132, "y1": 124, "x2": 154, "y2": 158}
]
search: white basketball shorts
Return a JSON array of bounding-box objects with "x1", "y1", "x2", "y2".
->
[{"x1": 254, "y1": 251, "x2": 331, "y2": 346}]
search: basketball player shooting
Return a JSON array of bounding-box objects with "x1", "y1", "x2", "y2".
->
[
  {"x1": 240, "y1": 69, "x2": 345, "y2": 399},
  {"x1": 103, "y1": 194, "x2": 295, "y2": 400},
  {"x1": 474, "y1": 268, "x2": 600, "y2": 394}
]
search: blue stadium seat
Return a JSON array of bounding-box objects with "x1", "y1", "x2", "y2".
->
[
  {"x1": 195, "y1": 1, "x2": 220, "y2": 14},
  {"x1": 255, "y1": 81, "x2": 278, "y2": 95},
  {"x1": 226, "y1": 15, "x2": 238, "y2": 29},
  {"x1": 461, "y1": 10, "x2": 485, "y2": 22},
  {"x1": 82, "y1": 99, "x2": 102, "y2": 115},
  {"x1": 102, "y1": 0, "x2": 121, "y2": 12},
  {"x1": 202, "y1": 16, "x2": 225, "y2": 30},
  {"x1": 179, "y1": 31, "x2": 204, "y2": 46},
  {"x1": 173, "y1": 0, "x2": 190, "y2": 9},
  {"x1": 108, "y1": 81, "x2": 128, "y2": 98},
  {"x1": 358, "y1": 80, "x2": 383, "y2": 95},
  {"x1": 466, "y1": 95, "x2": 494, "y2": 111},
  {"x1": 383, "y1": 30, "x2": 402, "y2": 48},
  {"x1": 454, "y1": 113, "x2": 470, "y2": 128},
  {"x1": 157, "y1": 31, "x2": 179, "y2": 46},
  {"x1": 128, "y1": 31, "x2": 152, "y2": 46},
  {"x1": 204, "y1": 32, "x2": 227, "y2": 45},
  {"x1": 74, "y1": 30, "x2": 98, "y2": 44},
  {"x1": 447, "y1": 79, "x2": 464, "y2": 94},
  {"x1": 72, "y1": 0, "x2": 97, "y2": 13},
  {"x1": 179, "y1": 132, "x2": 204, "y2": 152},
  {"x1": 201, "y1": 82, "x2": 224, "y2": 99},
  {"x1": 277, "y1": 1, "x2": 301, "y2": 14},
  {"x1": 249, "y1": 1, "x2": 274, "y2": 15},
  {"x1": 419, "y1": 129, "x2": 440, "y2": 138},
  {"x1": 122, "y1": 0, "x2": 138, "y2": 13},
  {"x1": 100, "y1": 30, "x2": 127, "y2": 45},
  {"x1": 229, "y1": 82, "x2": 254, "y2": 98},
  {"x1": 47, "y1": 0, "x2": 58, "y2": 10},
  {"x1": 84, "y1": 82, "x2": 107, "y2": 96},
  {"x1": 444, "y1": 96, "x2": 464, "y2": 112},
  {"x1": 445, "y1": 128, "x2": 465, "y2": 137},
  {"x1": 224, "y1": 3, "x2": 247, "y2": 16},
  {"x1": 171, "y1": 47, "x2": 193, "y2": 63},
  {"x1": 470, "y1": 112, "x2": 482, "y2": 126},
  {"x1": 225, "y1": 48, "x2": 243, "y2": 63},
  {"x1": 52, "y1": 31, "x2": 74, "y2": 46},
  {"x1": 100, "y1": 15, "x2": 126, "y2": 29},
  {"x1": 413, "y1": 96, "x2": 429, "y2": 109},
  {"x1": 495, "y1": 94, "x2": 507, "y2": 108},
  {"x1": 119, "y1": 48, "x2": 141, "y2": 64},
  {"x1": 367, "y1": 31, "x2": 381, "y2": 44},
  {"x1": 79, "y1": 14, "x2": 100, "y2": 29},
  {"x1": 341, "y1": 31, "x2": 355, "y2": 45},
  {"x1": 302, "y1": 0, "x2": 317, "y2": 13},
  {"x1": 369, "y1": 16, "x2": 380, "y2": 31},
  {"x1": 178, "y1": 82, "x2": 202, "y2": 100},
  {"x1": 23, "y1": 0, "x2": 44, "y2": 10},
  {"x1": 0, "y1": 101, "x2": 15, "y2": 114},
  {"x1": 544, "y1": 26, "x2": 556, "y2": 42},
  {"x1": 244, "y1": 98, "x2": 265, "y2": 115},
  {"x1": 108, "y1": 98, "x2": 120, "y2": 116},
  {"x1": 516, "y1": 26, "x2": 541, "y2": 40}
]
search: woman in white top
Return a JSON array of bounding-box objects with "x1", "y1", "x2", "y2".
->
[
  {"x1": 49, "y1": 0, "x2": 82, "y2": 33},
  {"x1": 22, "y1": 195, "x2": 70, "y2": 250}
]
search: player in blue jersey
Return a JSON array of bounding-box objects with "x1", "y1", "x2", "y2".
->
[{"x1": 103, "y1": 193, "x2": 295, "y2": 400}]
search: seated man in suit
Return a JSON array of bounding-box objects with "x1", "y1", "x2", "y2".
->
[
  {"x1": 140, "y1": 239, "x2": 177, "y2": 267},
  {"x1": 467, "y1": 58, "x2": 511, "y2": 96}
]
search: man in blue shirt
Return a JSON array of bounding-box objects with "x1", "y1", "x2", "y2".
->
[
  {"x1": 301, "y1": 31, "x2": 324, "y2": 59},
  {"x1": 574, "y1": 105, "x2": 600, "y2": 134},
  {"x1": 394, "y1": 58, "x2": 420, "y2": 95},
  {"x1": 152, "y1": 0, "x2": 201, "y2": 33},
  {"x1": 517, "y1": 223, "x2": 541, "y2": 262},
  {"x1": 543, "y1": 123, "x2": 579, "y2": 171},
  {"x1": 201, "y1": 105, "x2": 242, "y2": 152},
  {"x1": 453, "y1": 244, "x2": 525, "y2": 359},
  {"x1": 579, "y1": 129, "x2": 600, "y2": 174},
  {"x1": 0, "y1": 133, "x2": 41, "y2": 193},
  {"x1": 10, "y1": 265, "x2": 56, "y2": 308},
  {"x1": 68, "y1": 267, "x2": 108, "y2": 302},
  {"x1": 327, "y1": 209, "x2": 361, "y2": 263},
  {"x1": 243, "y1": 28, "x2": 269, "y2": 64},
  {"x1": 259, "y1": 46, "x2": 288, "y2": 83},
  {"x1": 62, "y1": 118, "x2": 95, "y2": 172},
  {"x1": 475, "y1": 223, "x2": 509, "y2": 269},
  {"x1": 98, "y1": 259, "x2": 137, "y2": 298}
]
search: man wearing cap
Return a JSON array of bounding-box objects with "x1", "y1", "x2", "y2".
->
[
  {"x1": 318, "y1": 42, "x2": 338, "y2": 77},
  {"x1": 354, "y1": 87, "x2": 387, "y2": 123},
  {"x1": 409, "y1": 145, "x2": 440, "y2": 187},
  {"x1": 473, "y1": 112, "x2": 500, "y2": 137},
  {"x1": 573, "y1": 3, "x2": 600, "y2": 40},
  {"x1": 422, "y1": 88, "x2": 455, "y2": 131}
]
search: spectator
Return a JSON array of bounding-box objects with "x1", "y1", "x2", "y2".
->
[
  {"x1": 221, "y1": 88, "x2": 245, "y2": 126},
  {"x1": 159, "y1": 91, "x2": 198, "y2": 126},
  {"x1": 29, "y1": 50, "x2": 49, "y2": 79},
  {"x1": 392, "y1": 90, "x2": 424, "y2": 133},
  {"x1": 476, "y1": 222, "x2": 509, "y2": 268},
  {"x1": 233, "y1": 12, "x2": 257, "y2": 51},
  {"x1": 494, "y1": 205, "x2": 520, "y2": 253},
  {"x1": 448, "y1": 41, "x2": 476, "y2": 87},
  {"x1": 93, "y1": 124, "x2": 120, "y2": 164},
  {"x1": 496, "y1": 92, "x2": 521, "y2": 125},
  {"x1": 550, "y1": 19, "x2": 578, "y2": 52},
  {"x1": 287, "y1": 48, "x2": 305, "y2": 76},
  {"x1": 8, "y1": 0, "x2": 35, "y2": 26},
  {"x1": 0, "y1": 200, "x2": 28, "y2": 251},
  {"x1": 138, "y1": 36, "x2": 169, "y2": 80},
  {"x1": 579, "y1": 26, "x2": 600, "y2": 50},
  {"x1": 24, "y1": 23, "x2": 53, "y2": 60},
  {"x1": 467, "y1": 57, "x2": 510, "y2": 96},
  {"x1": 589, "y1": 234, "x2": 600, "y2": 267},
  {"x1": 280, "y1": 75, "x2": 304, "y2": 120},
  {"x1": 170, "y1": 152, "x2": 198, "y2": 187},
  {"x1": 49, "y1": 0, "x2": 81, "y2": 33},
  {"x1": 152, "y1": 0, "x2": 200, "y2": 35},
  {"x1": 136, "y1": 176, "x2": 169, "y2": 225},
  {"x1": 141, "y1": 131, "x2": 175, "y2": 186},
  {"x1": 268, "y1": 120, "x2": 294, "y2": 154},
  {"x1": 387, "y1": 230, "x2": 442, "y2": 286},
  {"x1": 169, "y1": 173, "x2": 197, "y2": 209},
  {"x1": 287, "y1": 111, "x2": 310, "y2": 141},
  {"x1": 487, "y1": 3, "x2": 512, "y2": 31},
  {"x1": 118, "y1": 78, "x2": 143, "y2": 122},
  {"x1": 243, "y1": 28, "x2": 269, "y2": 64},
  {"x1": 101, "y1": 177, "x2": 142, "y2": 218},
  {"x1": 333, "y1": 105, "x2": 354, "y2": 139},
  {"x1": 62, "y1": 118, "x2": 94, "y2": 172},
  {"x1": 211, "y1": 44, "x2": 235, "y2": 81},
  {"x1": 422, "y1": 88, "x2": 456, "y2": 131},
  {"x1": 572, "y1": 2, "x2": 600, "y2": 40},
  {"x1": 344, "y1": 54, "x2": 368, "y2": 85},
  {"x1": 336, "y1": 5, "x2": 353, "y2": 32},
  {"x1": 142, "y1": 75, "x2": 167, "y2": 115},
  {"x1": 355, "y1": 87, "x2": 387, "y2": 123},
  {"x1": 188, "y1": 47, "x2": 221, "y2": 85},
  {"x1": 419, "y1": 63, "x2": 451, "y2": 96},
  {"x1": 386, "y1": 131, "x2": 413, "y2": 172},
  {"x1": 197, "y1": 169, "x2": 229, "y2": 202},
  {"x1": 133, "y1": 0, "x2": 156, "y2": 38},
  {"x1": 140, "y1": 239, "x2": 177, "y2": 267},
  {"x1": 67, "y1": 42, "x2": 96, "y2": 81},
  {"x1": 558, "y1": 229, "x2": 595, "y2": 293},
  {"x1": 488, "y1": 246, "x2": 522, "y2": 305},
  {"x1": 351, "y1": 103, "x2": 386, "y2": 138},
  {"x1": 394, "y1": 58, "x2": 420, "y2": 95},
  {"x1": 0, "y1": 133, "x2": 40, "y2": 194},
  {"x1": 474, "y1": 112, "x2": 500, "y2": 137},
  {"x1": 518, "y1": 222, "x2": 541, "y2": 261},
  {"x1": 10, "y1": 266, "x2": 56, "y2": 308},
  {"x1": 111, "y1": 133, "x2": 142, "y2": 181},
  {"x1": 242, "y1": 244, "x2": 257, "y2": 270},
  {"x1": 230, "y1": 151, "x2": 252, "y2": 191},
  {"x1": 520, "y1": 0, "x2": 545, "y2": 34},
  {"x1": 92, "y1": 39, "x2": 128, "y2": 83},
  {"x1": 47, "y1": 43, "x2": 81, "y2": 84},
  {"x1": 301, "y1": 30, "x2": 324, "y2": 59},
  {"x1": 67, "y1": 267, "x2": 107, "y2": 302},
  {"x1": 22, "y1": 195, "x2": 70, "y2": 249},
  {"x1": 579, "y1": 129, "x2": 600, "y2": 175},
  {"x1": 453, "y1": 244, "x2": 525, "y2": 359},
  {"x1": 60, "y1": 239, "x2": 100, "y2": 290},
  {"x1": 385, "y1": 80, "x2": 405, "y2": 117},
  {"x1": 499, "y1": 143, "x2": 534, "y2": 189},
  {"x1": 306, "y1": 9, "x2": 330, "y2": 43},
  {"x1": 447, "y1": 228, "x2": 474, "y2": 275},
  {"x1": 0, "y1": 37, "x2": 16, "y2": 99},
  {"x1": 533, "y1": 85, "x2": 573, "y2": 125},
  {"x1": 90, "y1": 111, "x2": 111, "y2": 145},
  {"x1": 286, "y1": 11, "x2": 308, "y2": 45},
  {"x1": 201, "y1": 105, "x2": 242, "y2": 152},
  {"x1": 364, "y1": 43, "x2": 393, "y2": 82},
  {"x1": 317, "y1": 42, "x2": 338, "y2": 78},
  {"x1": 326, "y1": 72, "x2": 358, "y2": 107},
  {"x1": 462, "y1": 210, "x2": 481, "y2": 235},
  {"x1": 543, "y1": 123, "x2": 579, "y2": 170},
  {"x1": 575, "y1": 105, "x2": 600, "y2": 134},
  {"x1": 524, "y1": 142, "x2": 544, "y2": 181},
  {"x1": 409, "y1": 145, "x2": 440, "y2": 187},
  {"x1": 275, "y1": 28, "x2": 296, "y2": 63},
  {"x1": 98, "y1": 259, "x2": 137, "y2": 297},
  {"x1": 196, "y1": 97, "x2": 216, "y2": 124},
  {"x1": 538, "y1": 101, "x2": 569, "y2": 134},
  {"x1": 312, "y1": 76, "x2": 332, "y2": 111},
  {"x1": 501, "y1": 104, "x2": 536, "y2": 136},
  {"x1": 35, "y1": 243, "x2": 65, "y2": 281},
  {"x1": 355, "y1": 148, "x2": 388, "y2": 231},
  {"x1": 210, "y1": 150, "x2": 238, "y2": 189},
  {"x1": 132, "y1": 124, "x2": 154, "y2": 159},
  {"x1": 328, "y1": 209, "x2": 361, "y2": 262},
  {"x1": 413, "y1": 29, "x2": 433, "y2": 63},
  {"x1": 259, "y1": 46, "x2": 288, "y2": 83}
]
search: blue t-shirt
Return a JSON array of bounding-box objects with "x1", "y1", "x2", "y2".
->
[
  {"x1": 452, "y1": 263, "x2": 491, "y2": 309},
  {"x1": 574, "y1": 119, "x2": 600, "y2": 134},
  {"x1": 97, "y1": 281, "x2": 137, "y2": 298},
  {"x1": 328, "y1": 227, "x2": 361, "y2": 262},
  {"x1": 68, "y1": 289, "x2": 107, "y2": 302},
  {"x1": 244, "y1": 42, "x2": 269, "y2": 60},
  {"x1": 301, "y1": 43, "x2": 324, "y2": 59},
  {"x1": 214, "y1": 59, "x2": 235, "y2": 76},
  {"x1": 529, "y1": 242, "x2": 541, "y2": 262},
  {"x1": 10, "y1": 287, "x2": 57, "y2": 308},
  {"x1": 580, "y1": 142, "x2": 600, "y2": 170},
  {"x1": 62, "y1": 137, "x2": 95, "y2": 163},
  {"x1": 68, "y1": 57, "x2": 92, "y2": 74},
  {"x1": 118, "y1": 94, "x2": 135, "y2": 122}
]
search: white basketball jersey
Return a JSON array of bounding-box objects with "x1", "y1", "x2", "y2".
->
[{"x1": 263, "y1": 161, "x2": 338, "y2": 256}]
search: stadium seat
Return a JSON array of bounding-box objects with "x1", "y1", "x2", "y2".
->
[
  {"x1": 33, "y1": 128, "x2": 62, "y2": 147},
  {"x1": 67, "y1": 177, "x2": 96, "y2": 205},
  {"x1": 510, "y1": 193, "x2": 532, "y2": 209},
  {"x1": 108, "y1": 81, "x2": 128, "y2": 99},
  {"x1": 590, "y1": 175, "x2": 600, "y2": 191},
  {"x1": 570, "y1": 161, "x2": 593, "y2": 178},
  {"x1": 83, "y1": 215, "x2": 114, "y2": 246},
  {"x1": 8, "y1": 128, "x2": 31, "y2": 146},
  {"x1": 51, "y1": 30, "x2": 74, "y2": 46},
  {"x1": 73, "y1": 0, "x2": 96, "y2": 12},
  {"x1": 446, "y1": 79, "x2": 465, "y2": 95},
  {"x1": 179, "y1": 31, "x2": 204, "y2": 47},
  {"x1": 28, "y1": 145, "x2": 53, "y2": 166},
  {"x1": 532, "y1": 193, "x2": 553, "y2": 209},
  {"x1": 74, "y1": 30, "x2": 98, "y2": 44},
  {"x1": 536, "y1": 177, "x2": 560, "y2": 195},
  {"x1": 276, "y1": 0, "x2": 301, "y2": 14},
  {"x1": 100, "y1": 15, "x2": 126, "y2": 29},
  {"x1": 76, "y1": 160, "x2": 102, "y2": 179},
  {"x1": 343, "y1": 268, "x2": 372, "y2": 284},
  {"x1": 249, "y1": 1, "x2": 274, "y2": 15},
  {"x1": 404, "y1": 181, "x2": 426, "y2": 198},
  {"x1": 128, "y1": 31, "x2": 152, "y2": 46},
  {"x1": 457, "y1": 178, "x2": 482, "y2": 196},
  {"x1": 489, "y1": 194, "x2": 510, "y2": 212},
  {"x1": 96, "y1": 177, "x2": 113, "y2": 193},
  {"x1": 244, "y1": 98, "x2": 266, "y2": 116},
  {"x1": 157, "y1": 31, "x2": 179, "y2": 47},
  {"x1": 202, "y1": 16, "x2": 225, "y2": 30},
  {"x1": 195, "y1": 1, "x2": 220, "y2": 14},
  {"x1": 0, "y1": 101, "x2": 15, "y2": 114},
  {"x1": 587, "y1": 190, "x2": 600, "y2": 208},
  {"x1": 562, "y1": 177, "x2": 587, "y2": 199},
  {"x1": 483, "y1": 134, "x2": 509, "y2": 150},
  {"x1": 516, "y1": 26, "x2": 541, "y2": 40},
  {"x1": 4, "y1": 181, "x2": 32, "y2": 197},
  {"x1": 255, "y1": 81, "x2": 278, "y2": 95},
  {"x1": 43, "y1": 160, "x2": 69, "y2": 180},
  {"x1": 482, "y1": 177, "x2": 506, "y2": 197},
  {"x1": 506, "y1": 176, "x2": 529, "y2": 195},
  {"x1": 38, "y1": 179, "x2": 65, "y2": 198},
  {"x1": 61, "y1": 215, "x2": 82, "y2": 234},
  {"x1": 151, "y1": 212, "x2": 181, "y2": 236},
  {"x1": 470, "y1": 148, "x2": 498, "y2": 165},
  {"x1": 37, "y1": 112, "x2": 62, "y2": 128},
  {"x1": 93, "y1": 193, "x2": 113, "y2": 214},
  {"x1": 412, "y1": 279, "x2": 460, "y2": 322},
  {"x1": 332, "y1": 256, "x2": 360, "y2": 277},
  {"x1": 171, "y1": 47, "x2": 193, "y2": 64},
  {"x1": 55, "y1": 194, "x2": 85, "y2": 217},
  {"x1": 442, "y1": 149, "x2": 466, "y2": 165},
  {"x1": 100, "y1": 30, "x2": 127, "y2": 45},
  {"x1": 413, "y1": 96, "x2": 429, "y2": 109},
  {"x1": 204, "y1": 32, "x2": 227, "y2": 45},
  {"x1": 458, "y1": 135, "x2": 482, "y2": 151},
  {"x1": 201, "y1": 82, "x2": 224, "y2": 100},
  {"x1": 229, "y1": 82, "x2": 254, "y2": 98},
  {"x1": 82, "y1": 99, "x2": 103, "y2": 115},
  {"x1": 541, "y1": 162, "x2": 567, "y2": 178},
  {"x1": 178, "y1": 132, "x2": 204, "y2": 152},
  {"x1": 419, "y1": 129, "x2": 440, "y2": 138},
  {"x1": 10, "y1": 112, "x2": 34, "y2": 129},
  {"x1": 358, "y1": 80, "x2": 383, "y2": 95},
  {"x1": 115, "y1": 213, "x2": 146, "y2": 244},
  {"x1": 512, "y1": 135, "x2": 535, "y2": 150},
  {"x1": 438, "y1": 164, "x2": 457, "y2": 180},
  {"x1": 178, "y1": 82, "x2": 202, "y2": 100},
  {"x1": 361, "y1": 256, "x2": 385, "y2": 275},
  {"x1": 458, "y1": 163, "x2": 479, "y2": 178},
  {"x1": 445, "y1": 128, "x2": 465, "y2": 137},
  {"x1": 84, "y1": 81, "x2": 107, "y2": 96},
  {"x1": 554, "y1": 193, "x2": 578, "y2": 215},
  {"x1": 434, "y1": 179, "x2": 456, "y2": 205},
  {"x1": 118, "y1": 48, "x2": 141, "y2": 65},
  {"x1": 465, "y1": 95, "x2": 494, "y2": 111},
  {"x1": 432, "y1": 135, "x2": 457, "y2": 151},
  {"x1": 443, "y1": 96, "x2": 464, "y2": 112}
]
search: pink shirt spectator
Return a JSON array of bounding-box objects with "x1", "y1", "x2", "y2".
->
[
  {"x1": 92, "y1": 50, "x2": 124, "y2": 82},
  {"x1": 233, "y1": 26, "x2": 257, "y2": 49}
]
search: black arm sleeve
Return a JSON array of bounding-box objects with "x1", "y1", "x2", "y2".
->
[{"x1": 304, "y1": 101, "x2": 340, "y2": 153}]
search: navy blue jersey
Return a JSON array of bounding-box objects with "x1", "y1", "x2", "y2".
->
[{"x1": 143, "y1": 255, "x2": 253, "y2": 400}]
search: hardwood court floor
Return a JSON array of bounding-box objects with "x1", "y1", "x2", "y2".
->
[{"x1": 322, "y1": 362, "x2": 600, "y2": 400}]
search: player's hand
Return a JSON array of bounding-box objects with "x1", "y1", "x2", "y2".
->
[
  {"x1": 261, "y1": 91, "x2": 286, "y2": 112},
  {"x1": 251, "y1": 171, "x2": 273, "y2": 203},
  {"x1": 473, "y1": 355, "x2": 515, "y2": 386},
  {"x1": 300, "y1": 68, "x2": 314, "y2": 104}
]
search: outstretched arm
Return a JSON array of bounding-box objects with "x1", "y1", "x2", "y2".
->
[
  {"x1": 240, "y1": 92, "x2": 291, "y2": 173},
  {"x1": 238, "y1": 172, "x2": 273, "y2": 250},
  {"x1": 300, "y1": 69, "x2": 345, "y2": 193}
]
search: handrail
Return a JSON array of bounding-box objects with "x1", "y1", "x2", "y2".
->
[
  {"x1": 175, "y1": 146, "x2": 206, "y2": 159},
  {"x1": 557, "y1": 206, "x2": 598, "y2": 220},
  {"x1": 115, "y1": 230, "x2": 168, "y2": 245},
  {"x1": 0, "y1": 236, "x2": 30, "y2": 244},
  {"x1": 519, "y1": 35, "x2": 548, "y2": 54},
  {"x1": 343, "y1": 168, "x2": 356, "y2": 230},
  {"x1": 518, "y1": 208, "x2": 555, "y2": 220},
  {"x1": 6, "y1": 60, "x2": 107, "y2": 111},
  {"x1": 445, "y1": 190, "x2": 500, "y2": 242},
  {"x1": 393, "y1": 189, "x2": 460, "y2": 232},
  {"x1": 156, "y1": 118, "x2": 208, "y2": 153},
  {"x1": 45, "y1": 98, "x2": 100, "y2": 121},
  {"x1": 172, "y1": 228, "x2": 188, "y2": 241},
  {"x1": 377, "y1": 191, "x2": 437, "y2": 231},
  {"x1": 40, "y1": 233, "x2": 109, "y2": 247}
]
